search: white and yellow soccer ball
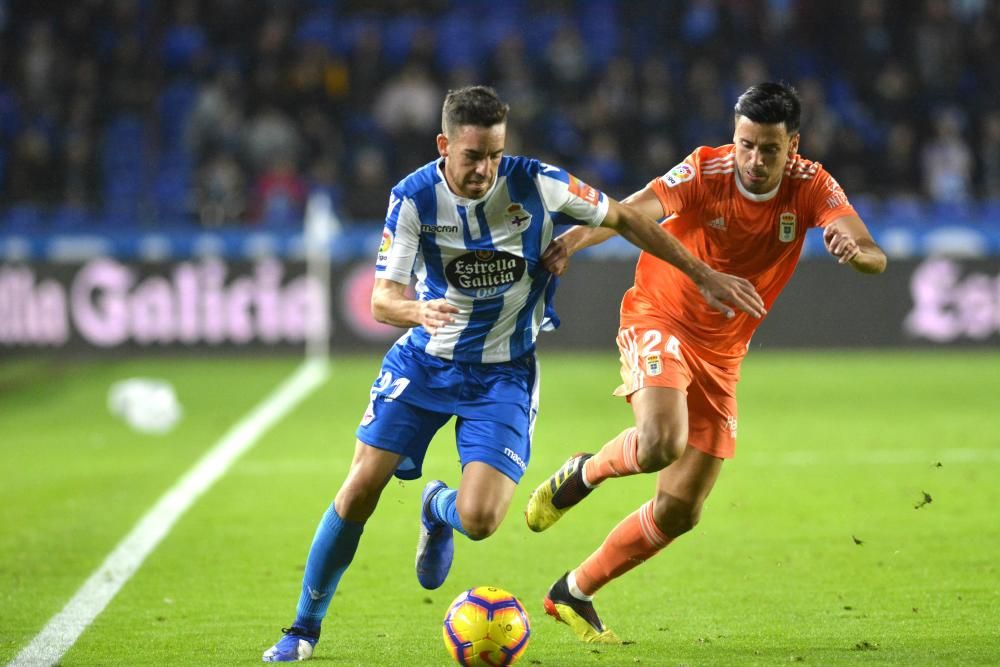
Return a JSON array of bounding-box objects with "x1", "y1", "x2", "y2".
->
[{"x1": 442, "y1": 586, "x2": 531, "y2": 666}]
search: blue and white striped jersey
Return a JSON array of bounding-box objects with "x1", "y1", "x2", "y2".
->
[{"x1": 375, "y1": 155, "x2": 609, "y2": 363}]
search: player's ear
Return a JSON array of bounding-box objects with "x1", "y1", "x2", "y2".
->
[
  {"x1": 436, "y1": 133, "x2": 449, "y2": 158},
  {"x1": 787, "y1": 132, "x2": 800, "y2": 158}
]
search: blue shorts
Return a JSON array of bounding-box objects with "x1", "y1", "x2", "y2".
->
[{"x1": 356, "y1": 343, "x2": 538, "y2": 483}]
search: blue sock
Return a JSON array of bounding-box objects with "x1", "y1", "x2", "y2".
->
[
  {"x1": 428, "y1": 487, "x2": 467, "y2": 536},
  {"x1": 293, "y1": 504, "x2": 364, "y2": 633}
]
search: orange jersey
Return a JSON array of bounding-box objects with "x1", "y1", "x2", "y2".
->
[{"x1": 622, "y1": 144, "x2": 856, "y2": 367}]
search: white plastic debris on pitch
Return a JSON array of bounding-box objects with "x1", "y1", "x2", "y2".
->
[{"x1": 107, "y1": 378, "x2": 183, "y2": 435}]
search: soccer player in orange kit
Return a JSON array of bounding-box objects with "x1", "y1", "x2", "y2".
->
[{"x1": 524, "y1": 81, "x2": 888, "y2": 643}]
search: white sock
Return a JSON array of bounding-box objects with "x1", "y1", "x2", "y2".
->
[
  {"x1": 580, "y1": 459, "x2": 595, "y2": 489},
  {"x1": 566, "y1": 570, "x2": 593, "y2": 601}
]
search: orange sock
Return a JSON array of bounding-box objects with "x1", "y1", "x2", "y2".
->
[
  {"x1": 573, "y1": 500, "x2": 672, "y2": 596},
  {"x1": 582, "y1": 427, "x2": 642, "y2": 486}
]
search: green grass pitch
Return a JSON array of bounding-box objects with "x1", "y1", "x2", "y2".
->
[{"x1": 1, "y1": 351, "x2": 998, "y2": 665}]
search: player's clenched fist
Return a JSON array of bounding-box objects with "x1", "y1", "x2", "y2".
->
[{"x1": 823, "y1": 224, "x2": 860, "y2": 264}]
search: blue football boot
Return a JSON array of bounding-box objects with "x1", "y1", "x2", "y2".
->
[
  {"x1": 416, "y1": 480, "x2": 454, "y2": 590},
  {"x1": 262, "y1": 626, "x2": 319, "y2": 662}
]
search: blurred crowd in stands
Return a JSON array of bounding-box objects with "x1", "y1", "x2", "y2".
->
[{"x1": 1, "y1": 0, "x2": 999, "y2": 232}]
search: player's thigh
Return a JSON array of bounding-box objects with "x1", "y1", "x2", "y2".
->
[
  {"x1": 654, "y1": 444, "x2": 724, "y2": 508},
  {"x1": 343, "y1": 439, "x2": 405, "y2": 486},
  {"x1": 685, "y1": 354, "x2": 740, "y2": 459},
  {"x1": 617, "y1": 324, "x2": 691, "y2": 446},
  {"x1": 454, "y1": 414, "x2": 530, "y2": 485},
  {"x1": 335, "y1": 439, "x2": 407, "y2": 520},
  {"x1": 629, "y1": 385, "x2": 689, "y2": 453},
  {"x1": 358, "y1": 388, "x2": 453, "y2": 481}
]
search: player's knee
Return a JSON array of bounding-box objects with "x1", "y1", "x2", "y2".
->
[
  {"x1": 334, "y1": 483, "x2": 380, "y2": 522},
  {"x1": 652, "y1": 494, "x2": 702, "y2": 538},
  {"x1": 635, "y1": 425, "x2": 686, "y2": 471},
  {"x1": 457, "y1": 506, "x2": 502, "y2": 541}
]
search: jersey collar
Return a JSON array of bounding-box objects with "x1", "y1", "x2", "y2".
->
[
  {"x1": 734, "y1": 168, "x2": 781, "y2": 202},
  {"x1": 437, "y1": 158, "x2": 500, "y2": 206}
]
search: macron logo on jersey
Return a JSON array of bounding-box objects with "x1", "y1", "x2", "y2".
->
[{"x1": 421, "y1": 223, "x2": 459, "y2": 233}]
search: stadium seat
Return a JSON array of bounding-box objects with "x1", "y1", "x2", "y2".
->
[
  {"x1": 383, "y1": 15, "x2": 428, "y2": 66},
  {"x1": 101, "y1": 115, "x2": 147, "y2": 171},
  {"x1": 435, "y1": 9, "x2": 481, "y2": 73},
  {"x1": 882, "y1": 196, "x2": 927, "y2": 226},
  {"x1": 49, "y1": 205, "x2": 95, "y2": 232},
  {"x1": 295, "y1": 7, "x2": 340, "y2": 51},
  {"x1": 930, "y1": 199, "x2": 978, "y2": 224},
  {"x1": 1, "y1": 204, "x2": 45, "y2": 233},
  {"x1": 152, "y1": 168, "x2": 192, "y2": 224},
  {"x1": 980, "y1": 199, "x2": 1000, "y2": 222},
  {"x1": 521, "y1": 12, "x2": 566, "y2": 58},
  {"x1": 157, "y1": 81, "x2": 198, "y2": 147},
  {"x1": 578, "y1": 0, "x2": 620, "y2": 68},
  {"x1": 849, "y1": 193, "x2": 880, "y2": 222},
  {"x1": 161, "y1": 24, "x2": 207, "y2": 72}
]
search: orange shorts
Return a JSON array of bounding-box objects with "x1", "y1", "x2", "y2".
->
[{"x1": 615, "y1": 323, "x2": 740, "y2": 459}]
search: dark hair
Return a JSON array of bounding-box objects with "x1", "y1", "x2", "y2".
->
[
  {"x1": 734, "y1": 81, "x2": 801, "y2": 134},
  {"x1": 441, "y1": 86, "x2": 509, "y2": 136}
]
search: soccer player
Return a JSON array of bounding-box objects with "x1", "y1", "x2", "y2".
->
[
  {"x1": 525, "y1": 81, "x2": 887, "y2": 643},
  {"x1": 262, "y1": 85, "x2": 765, "y2": 662}
]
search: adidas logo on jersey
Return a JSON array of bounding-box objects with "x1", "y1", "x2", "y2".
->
[{"x1": 707, "y1": 216, "x2": 726, "y2": 230}]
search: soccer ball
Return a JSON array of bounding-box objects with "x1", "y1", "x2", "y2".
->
[{"x1": 442, "y1": 586, "x2": 531, "y2": 666}]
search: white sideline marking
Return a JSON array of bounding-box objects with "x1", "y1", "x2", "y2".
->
[{"x1": 7, "y1": 359, "x2": 329, "y2": 667}]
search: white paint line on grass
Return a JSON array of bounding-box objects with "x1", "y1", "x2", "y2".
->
[{"x1": 7, "y1": 358, "x2": 330, "y2": 667}]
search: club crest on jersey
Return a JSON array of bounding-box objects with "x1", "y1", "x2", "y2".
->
[
  {"x1": 664, "y1": 163, "x2": 694, "y2": 188},
  {"x1": 504, "y1": 202, "x2": 532, "y2": 233},
  {"x1": 376, "y1": 229, "x2": 393, "y2": 266},
  {"x1": 778, "y1": 212, "x2": 797, "y2": 242},
  {"x1": 644, "y1": 354, "x2": 662, "y2": 376}
]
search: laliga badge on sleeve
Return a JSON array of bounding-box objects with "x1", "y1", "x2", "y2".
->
[
  {"x1": 376, "y1": 228, "x2": 393, "y2": 266},
  {"x1": 663, "y1": 163, "x2": 695, "y2": 188}
]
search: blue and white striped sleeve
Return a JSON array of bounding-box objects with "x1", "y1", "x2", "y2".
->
[
  {"x1": 375, "y1": 191, "x2": 420, "y2": 285},
  {"x1": 535, "y1": 163, "x2": 610, "y2": 228}
]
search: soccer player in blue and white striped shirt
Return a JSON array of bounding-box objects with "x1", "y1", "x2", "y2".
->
[{"x1": 263, "y1": 86, "x2": 763, "y2": 662}]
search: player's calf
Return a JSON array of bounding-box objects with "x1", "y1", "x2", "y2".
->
[{"x1": 652, "y1": 492, "x2": 702, "y2": 539}]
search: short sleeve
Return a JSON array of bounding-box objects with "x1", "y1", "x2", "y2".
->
[
  {"x1": 806, "y1": 169, "x2": 857, "y2": 228},
  {"x1": 535, "y1": 163, "x2": 610, "y2": 227},
  {"x1": 648, "y1": 154, "x2": 701, "y2": 218},
  {"x1": 375, "y1": 191, "x2": 420, "y2": 284}
]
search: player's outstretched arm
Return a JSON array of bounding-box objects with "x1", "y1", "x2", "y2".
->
[
  {"x1": 540, "y1": 185, "x2": 665, "y2": 275},
  {"x1": 371, "y1": 278, "x2": 458, "y2": 334},
  {"x1": 540, "y1": 226, "x2": 616, "y2": 276},
  {"x1": 822, "y1": 215, "x2": 887, "y2": 274},
  {"x1": 601, "y1": 198, "x2": 767, "y2": 319}
]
